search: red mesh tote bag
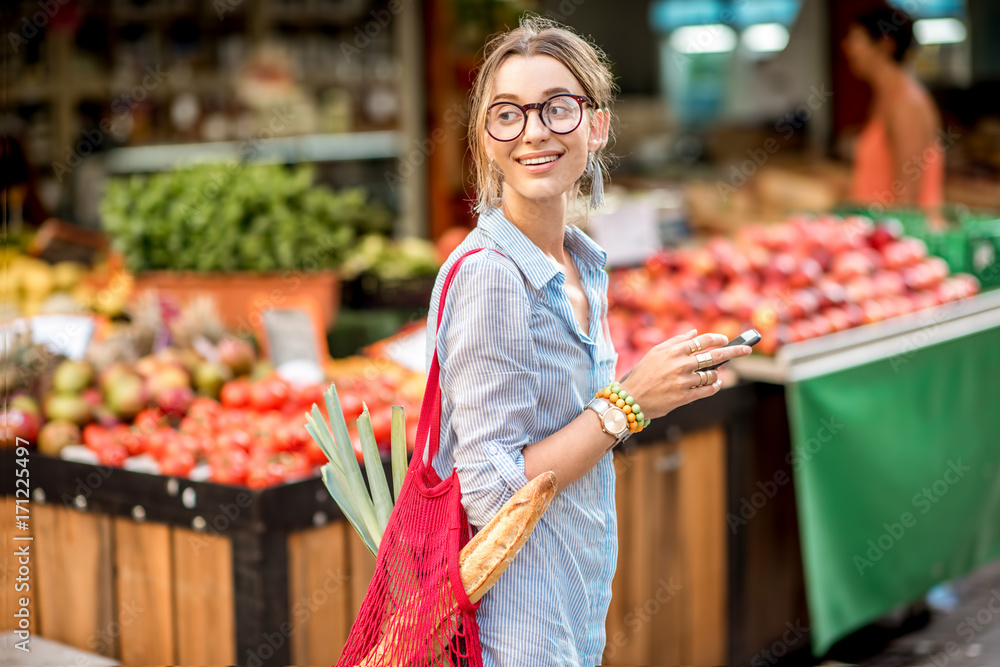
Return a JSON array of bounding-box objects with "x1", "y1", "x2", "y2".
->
[{"x1": 335, "y1": 248, "x2": 489, "y2": 667}]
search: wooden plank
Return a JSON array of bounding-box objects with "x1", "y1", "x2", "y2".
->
[
  {"x1": 172, "y1": 526, "x2": 235, "y2": 664},
  {"x1": 2, "y1": 496, "x2": 40, "y2": 639},
  {"x1": 288, "y1": 521, "x2": 351, "y2": 664},
  {"x1": 606, "y1": 441, "x2": 685, "y2": 664},
  {"x1": 646, "y1": 440, "x2": 684, "y2": 665},
  {"x1": 31, "y1": 503, "x2": 115, "y2": 656},
  {"x1": 347, "y1": 528, "x2": 376, "y2": 623},
  {"x1": 114, "y1": 517, "x2": 175, "y2": 664},
  {"x1": 604, "y1": 447, "x2": 639, "y2": 665},
  {"x1": 678, "y1": 426, "x2": 728, "y2": 664}
]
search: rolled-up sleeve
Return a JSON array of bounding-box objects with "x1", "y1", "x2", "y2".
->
[{"x1": 437, "y1": 254, "x2": 539, "y2": 529}]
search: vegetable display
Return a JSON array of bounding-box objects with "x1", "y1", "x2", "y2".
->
[{"x1": 101, "y1": 163, "x2": 391, "y2": 274}]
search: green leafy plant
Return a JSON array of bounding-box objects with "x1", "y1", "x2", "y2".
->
[
  {"x1": 304, "y1": 384, "x2": 409, "y2": 556},
  {"x1": 101, "y1": 163, "x2": 391, "y2": 274}
]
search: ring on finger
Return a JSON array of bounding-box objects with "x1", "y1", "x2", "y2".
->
[
  {"x1": 693, "y1": 337, "x2": 703, "y2": 352},
  {"x1": 688, "y1": 340, "x2": 697, "y2": 354},
  {"x1": 693, "y1": 370, "x2": 708, "y2": 387},
  {"x1": 695, "y1": 352, "x2": 714, "y2": 370}
]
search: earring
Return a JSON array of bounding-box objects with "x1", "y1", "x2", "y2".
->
[{"x1": 588, "y1": 151, "x2": 605, "y2": 208}]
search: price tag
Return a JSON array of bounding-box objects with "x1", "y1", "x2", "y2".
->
[
  {"x1": 29, "y1": 315, "x2": 95, "y2": 360},
  {"x1": 379, "y1": 327, "x2": 427, "y2": 373},
  {"x1": 262, "y1": 308, "x2": 321, "y2": 368},
  {"x1": 586, "y1": 200, "x2": 662, "y2": 267}
]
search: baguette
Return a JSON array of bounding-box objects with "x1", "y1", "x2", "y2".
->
[{"x1": 357, "y1": 471, "x2": 557, "y2": 666}]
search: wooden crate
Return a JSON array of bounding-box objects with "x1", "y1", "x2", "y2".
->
[{"x1": 2, "y1": 382, "x2": 799, "y2": 665}]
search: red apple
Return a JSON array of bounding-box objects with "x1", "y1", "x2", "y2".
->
[{"x1": 832, "y1": 251, "x2": 875, "y2": 282}]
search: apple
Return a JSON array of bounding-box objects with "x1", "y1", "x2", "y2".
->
[
  {"x1": 832, "y1": 251, "x2": 875, "y2": 282},
  {"x1": 881, "y1": 242, "x2": 914, "y2": 270},
  {"x1": 2, "y1": 408, "x2": 41, "y2": 446},
  {"x1": 861, "y1": 300, "x2": 886, "y2": 324},
  {"x1": 789, "y1": 257, "x2": 823, "y2": 288},
  {"x1": 824, "y1": 307, "x2": 853, "y2": 332}
]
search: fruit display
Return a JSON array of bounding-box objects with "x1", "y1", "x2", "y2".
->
[
  {"x1": 1, "y1": 249, "x2": 131, "y2": 319},
  {"x1": 6, "y1": 329, "x2": 426, "y2": 489},
  {"x1": 608, "y1": 215, "x2": 981, "y2": 374}
]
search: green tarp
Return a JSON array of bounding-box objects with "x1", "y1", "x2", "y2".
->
[{"x1": 786, "y1": 325, "x2": 1000, "y2": 654}]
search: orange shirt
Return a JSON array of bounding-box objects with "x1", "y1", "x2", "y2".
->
[{"x1": 850, "y1": 116, "x2": 944, "y2": 209}]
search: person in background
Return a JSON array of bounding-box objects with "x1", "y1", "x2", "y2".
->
[{"x1": 842, "y1": 3, "x2": 944, "y2": 210}]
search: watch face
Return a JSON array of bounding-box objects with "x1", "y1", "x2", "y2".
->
[{"x1": 602, "y1": 408, "x2": 628, "y2": 435}]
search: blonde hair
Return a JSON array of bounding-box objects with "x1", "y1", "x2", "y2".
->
[{"x1": 468, "y1": 15, "x2": 617, "y2": 215}]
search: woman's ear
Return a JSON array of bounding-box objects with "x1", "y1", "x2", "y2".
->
[{"x1": 588, "y1": 109, "x2": 610, "y2": 152}]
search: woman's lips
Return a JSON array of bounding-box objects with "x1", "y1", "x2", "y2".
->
[{"x1": 515, "y1": 153, "x2": 563, "y2": 173}]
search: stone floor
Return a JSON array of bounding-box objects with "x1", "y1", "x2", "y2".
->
[
  {"x1": 818, "y1": 559, "x2": 1000, "y2": 667},
  {"x1": 0, "y1": 632, "x2": 118, "y2": 666}
]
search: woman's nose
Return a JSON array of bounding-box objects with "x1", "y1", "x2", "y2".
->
[{"x1": 522, "y1": 110, "x2": 550, "y2": 143}]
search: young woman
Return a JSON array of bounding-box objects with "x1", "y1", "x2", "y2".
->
[
  {"x1": 425, "y1": 17, "x2": 752, "y2": 665},
  {"x1": 842, "y1": 4, "x2": 944, "y2": 209}
]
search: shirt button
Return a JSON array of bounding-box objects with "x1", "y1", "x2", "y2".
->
[{"x1": 487, "y1": 445, "x2": 499, "y2": 456}]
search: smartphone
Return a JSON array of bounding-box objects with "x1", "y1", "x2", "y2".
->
[{"x1": 701, "y1": 329, "x2": 761, "y2": 371}]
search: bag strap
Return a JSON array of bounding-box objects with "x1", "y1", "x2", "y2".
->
[{"x1": 416, "y1": 248, "x2": 499, "y2": 470}]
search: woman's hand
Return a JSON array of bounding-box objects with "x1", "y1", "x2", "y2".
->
[{"x1": 618, "y1": 330, "x2": 752, "y2": 420}]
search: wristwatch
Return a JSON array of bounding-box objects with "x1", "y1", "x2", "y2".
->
[{"x1": 586, "y1": 397, "x2": 630, "y2": 446}]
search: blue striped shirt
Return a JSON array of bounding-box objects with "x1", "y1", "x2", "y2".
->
[{"x1": 426, "y1": 208, "x2": 619, "y2": 666}]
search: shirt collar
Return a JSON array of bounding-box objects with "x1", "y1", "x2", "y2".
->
[{"x1": 476, "y1": 208, "x2": 607, "y2": 291}]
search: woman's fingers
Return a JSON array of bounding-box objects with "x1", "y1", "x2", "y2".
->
[{"x1": 687, "y1": 344, "x2": 752, "y2": 372}]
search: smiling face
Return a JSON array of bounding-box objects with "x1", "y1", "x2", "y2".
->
[{"x1": 485, "y1": 55, "x2": 603, "y2": 210}]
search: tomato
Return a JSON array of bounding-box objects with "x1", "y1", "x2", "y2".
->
[
  {"x1": 159, "y1": 442, "x2": 195, "y2": 478},
  {"x1": 369, "y1": 409, "x2": 393, "y2": 448},
  {"x1": 134, "y1": 408, "x2": 166, "y2": 433},
  {"x1": 297, "y1": 383, "x2": 325, "y2": 409},
  {"x1": 217, "y1": 430, "x2": 252, "y2": 453},
  {"x1": 338, "y1": 391, "x2": 364, "y2": 422},
  {"x1": 250, "y1": 379, "x2": 290, "y2": 413},
  {"x1": 406, "y1": 416, "x2": 419, "y2": 454},
  {"x1": 96, "y1": 442, "x2": 128, "y2": 468},
  {"x1": 303, "y1": 436, "x2": 329, "y2": 466},
  {"x1": 273, "y1": 420, "x2": 308, "y2": 452},
  {"x1": 146, "y1": 427, "x2": 177, "y2": 460},
  {"x1": 209, "y1": 448, "x2": 248, "y2": 486},
  {"x1": 188, "y1": 397, "x2": 222, "y2": 421},
  {"x1": 220, "y1": 380, "x2": 251, "y2": 409}
]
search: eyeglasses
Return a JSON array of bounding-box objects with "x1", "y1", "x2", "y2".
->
[{"x1": 486, "y1": 94, "x2": 590, "y2": 142}]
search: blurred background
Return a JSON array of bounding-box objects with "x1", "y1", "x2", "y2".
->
[{"x1": 3, "y1": 1, "x2": 1000, "y2": 666}]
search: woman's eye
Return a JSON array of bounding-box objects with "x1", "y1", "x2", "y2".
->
[{"x1": 497, "y1": 111, "x2": 521, "y2": 123}]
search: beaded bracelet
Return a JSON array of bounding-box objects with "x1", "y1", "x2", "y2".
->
[{"x1": 595, "y1": 382, "x2": 651, "y2": 434}]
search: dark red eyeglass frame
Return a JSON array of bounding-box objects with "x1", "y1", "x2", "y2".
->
[{"x1": 486, "y1": 94, "x2": 592, "y2": 142}]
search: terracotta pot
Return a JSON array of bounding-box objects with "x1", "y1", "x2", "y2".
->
[{"x1": 133, "y1": 270, "x2": 341, "y2": 333}]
